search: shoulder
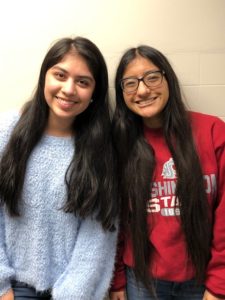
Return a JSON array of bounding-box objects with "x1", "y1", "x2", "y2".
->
[
  {"x1": 0, "y1": 110, "x2": 20, "y2": 152},
  {"x1": 188, "y1": 111, "x2": 225, "y2": 149},
  {"x1": 189, "y1": 111, "x2": 225, "y2": 132},
  {"x1": 189, "y1": 111, "x2": 224, "y2": 124},
  {"x1": 0, "y1": 110, "x2": 20, "y2": 131}
]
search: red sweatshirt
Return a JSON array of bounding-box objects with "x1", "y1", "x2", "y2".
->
[{"x1": 111, "y1": 112, "x2": 225, "y2": 297}]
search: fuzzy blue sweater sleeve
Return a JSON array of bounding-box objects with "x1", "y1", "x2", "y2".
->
[
  {"x1": 0, "y1": 208, "x2": 15, "y2": 296},
  {"x1": 52, "y1": 217, "x2": 118, "y2": 300},
  {"x1": 0, "y1": 111, "x2": 18, "y2": 296}
]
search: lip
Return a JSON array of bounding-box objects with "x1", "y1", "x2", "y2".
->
[
  {"x1": 134, "y1": 96, "x2": 158, "y2": 107},
  {"x1": 55, "y1": 96, "x2": 78, "y2": 103},
  {"x1": 55, "y1": 96, "x2": 79, "y2": 109}
]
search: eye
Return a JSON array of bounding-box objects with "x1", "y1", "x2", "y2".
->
[
  {"x1": 76, "y1": 78, "x2": 92, "y2": 88},
  {"x1": 145, "y1": 72, "x2": 161, "y2": 83},
  {"x1": 54, "y1": 72, "x2": 66, "y2": 80},
  {"x1": 124, "y1": 79, "x2": 137, "y2": 88}
]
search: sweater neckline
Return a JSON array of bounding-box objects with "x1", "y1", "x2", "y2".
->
[
  {"x1": 42, "y1": 134, "x2": 74, "y2": 146},
  {"x1": 143, "y1": 124, "x2": 163, "y2": 137}
]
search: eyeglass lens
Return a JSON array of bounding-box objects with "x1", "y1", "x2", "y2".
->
[{"x1": 122, "y1": 71, "x2": 163, "y2": 93}]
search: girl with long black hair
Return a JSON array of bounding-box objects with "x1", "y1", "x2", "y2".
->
[
  {"x1": 0, "y1": 36, "x2": 119, "y2": 300},
  {"x1": 109, "y1": 45, "x2": 225, "y2": 300}
]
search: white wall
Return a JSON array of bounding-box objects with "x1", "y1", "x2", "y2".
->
[{"x1": 0, "y1": 0, "x2": 225, "y2": 120}]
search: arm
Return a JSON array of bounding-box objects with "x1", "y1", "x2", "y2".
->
[
  {"x1": 205, "y1": 118, "x2": 225, "y2": 298},
  {"x1": 52, "y1": 216, "x2": 118, "y2": 300},
  {"x1": 0, "y1": 208, "x2": 15, "y2": 297},
  {"x1": 0, "y1": 289, "x2": 14, "y2": 300},
  {"x1": 109, "y1": 290, "x2": 126, "y2": 300},
  {"x1": 203, "y1": 290, "x2": 225, "y2": 300},
  {"x1": 0, "y1": 113, "x2": 18, "y2": 296},
  {"x1": 109, "y1": 230, "x2": 127, "y2": 299}
]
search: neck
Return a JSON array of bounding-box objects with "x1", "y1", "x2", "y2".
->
[
  {"x1": 45, "y1": 118, "x2": 74, "y2": 137},
  {"x1": 143, "y1": 117, "x2": 162, "y2": 129}
]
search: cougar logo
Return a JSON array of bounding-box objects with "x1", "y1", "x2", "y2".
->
[{"x1": 161, "y1": 158, "x2": 177, "y2": 179}]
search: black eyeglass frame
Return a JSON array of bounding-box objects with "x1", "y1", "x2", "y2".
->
[{"x1": 121, "y1": 70, "x2": 166, "y2": 93}]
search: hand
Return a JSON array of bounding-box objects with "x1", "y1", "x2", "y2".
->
[
  {"x1": 109, "y1": 290, "x2": 126, "y2": 300},
  {"x1": 203, "y1": 289, "x2": 224, "y2": 300},
  {"x1": 0, "y1": 289, "x2": 14, "y2": 300}
]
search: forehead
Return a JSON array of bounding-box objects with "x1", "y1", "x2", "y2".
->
[
  {"x1": 123, "y1": 56, "x2": 159, "y2": 78},
  {"x1": 51, "y1": 52, "x2": 93, "y2": 77}
]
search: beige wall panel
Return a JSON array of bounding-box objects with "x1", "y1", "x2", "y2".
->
[
  {"x1": 185, "y1": 85, "x2": 225, "y2": 118},
  {"x1": 0, "y1": 0, "x2": 224, "y2": 119},
  {"x1": 167, "y1": 53, "x2": 200, "y2": 85},
  {"x1": 200, "y1": 53, "x2": 225, "y2": 84}
]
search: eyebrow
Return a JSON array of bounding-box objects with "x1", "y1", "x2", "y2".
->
[
  {"x1": 51, "y1": 66, "x2": 94, "y2": 81},
  {"x1": 122, "y1": 69, "x2": 161, "y2": 80}
]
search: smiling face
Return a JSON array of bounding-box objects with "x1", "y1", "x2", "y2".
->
[
  {"x1": 122, "y1": 56, "x2": 169, "y2": 128},
  {"x1": 44, "y1": 51, "x2": 95, "y2": 136}
]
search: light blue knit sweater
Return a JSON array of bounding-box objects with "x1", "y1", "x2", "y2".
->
[{"x1": 0, "y1": 112, "x2": 118, "y2": 300}]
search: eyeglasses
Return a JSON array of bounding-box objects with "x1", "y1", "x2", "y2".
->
[{"x1": 121, "y1": 70, "x2": 165, "y2": 93}]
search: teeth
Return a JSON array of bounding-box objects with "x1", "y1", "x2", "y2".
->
[
  {"x1": 136, "y1": 97, "x2": 156, "y2": 104},
  {"x1": 56, "y1": 96, "x2": 76, "y2": 103}
]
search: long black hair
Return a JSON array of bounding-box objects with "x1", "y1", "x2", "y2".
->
[
  {"x1": 0, "y1": 37, "x2": 118, "y2": 231},
  {"x1": 113, "y1": 46, "x2": 211, "y2": 289}
]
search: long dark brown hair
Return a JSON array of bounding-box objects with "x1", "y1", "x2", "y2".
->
[
  {"x1": 112, "y1": 45, "x2": 211, "y2": 290},
  {"x1": 0, "y1": 37, "x2": 118, "y2": 231}
]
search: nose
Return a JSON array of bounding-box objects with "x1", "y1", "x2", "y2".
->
[
  {"x1": 136, "y1": 80, "x2": 150, "y2": 95},
  {"x1": 62, "y1": 79, "x2": 76, "y2": 95}
]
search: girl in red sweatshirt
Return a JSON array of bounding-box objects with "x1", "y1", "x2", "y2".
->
[{"x1": 110, "y1": 45, "x2": 225, "y2": 300}]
